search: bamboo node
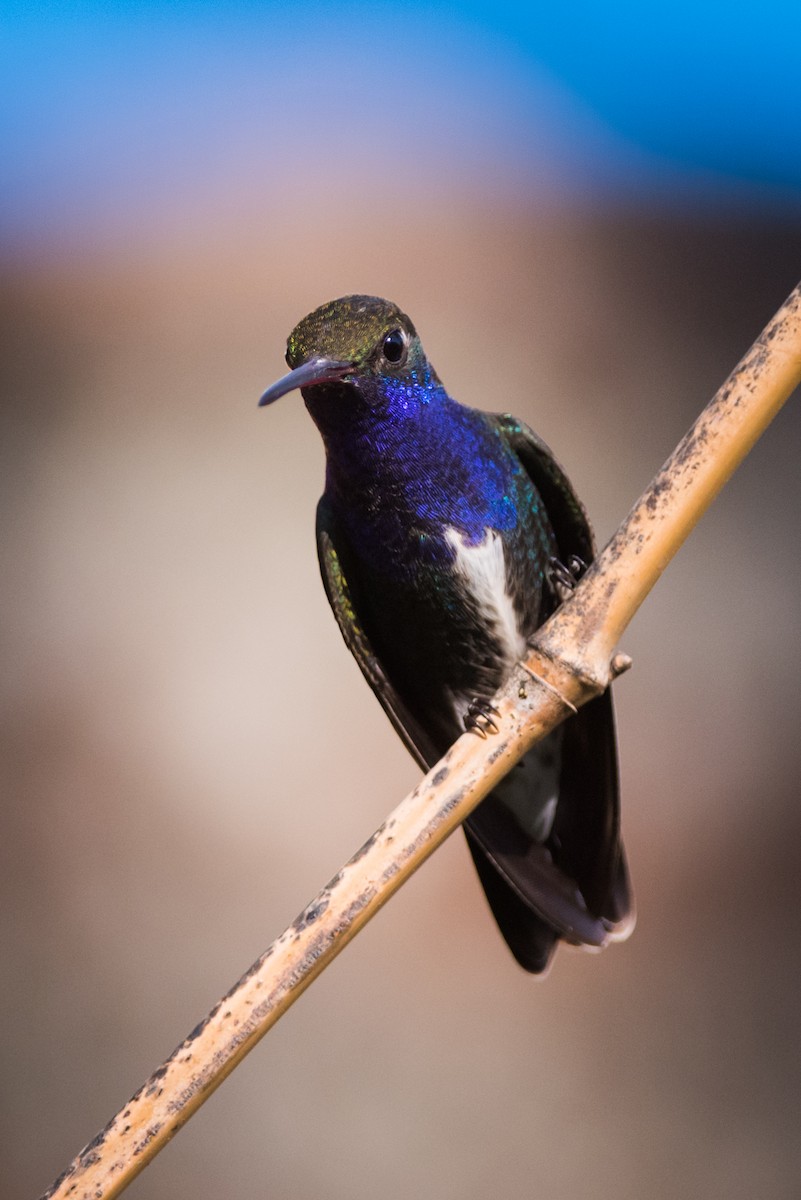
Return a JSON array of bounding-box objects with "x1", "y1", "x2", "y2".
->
[{"x1": 518, "y1": 663, "x2": 578, "y2": 714}]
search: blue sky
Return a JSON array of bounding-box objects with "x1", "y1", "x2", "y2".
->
[{"x1": 3, "y1": 1, "x2": 801, "y2": 247}]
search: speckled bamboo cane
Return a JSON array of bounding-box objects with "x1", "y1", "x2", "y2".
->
[{"x1": 42, "y1": 283, "x2": 801, "y2": 1200}]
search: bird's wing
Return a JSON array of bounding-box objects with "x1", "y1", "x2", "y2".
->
[
  {"x1": 492, "y1": 413, "x2": 595, "y2": 561},
  {"x1": 316, "y1": 499, "x2": 441, "y2": 772},
  {"x1": 467, "y1": 415, "x2": 634, "y2": 948}
]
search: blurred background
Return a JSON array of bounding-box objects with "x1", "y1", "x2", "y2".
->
[{"x1": 2, "y1": 3, "x2": 800, "y2": 1197}]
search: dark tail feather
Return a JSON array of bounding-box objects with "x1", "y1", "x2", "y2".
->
[
  {"x1": 464, "y1": 826, "x2": 558, "y2": 973},
  {"x1": 554, "y1": 691, "x2": 633, "y2": 927},
  {"x1": 464, "y1": 691, "x2": 633, "y2": 972}
]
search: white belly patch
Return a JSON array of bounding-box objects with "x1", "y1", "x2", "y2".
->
[
  {"x1": 444, "y1": 524, "x2": 526, "y2": 714},
  {"x1": 445, "y1": 526, "x2": 558, "y2": 845}
]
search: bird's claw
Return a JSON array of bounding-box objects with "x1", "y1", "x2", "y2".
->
[
  {"x1": 464, "y1": 698, "x2": 501, "y2": 738},
  {"x1": 547, "y1": 554, "x2": 587, "y2": 602}
]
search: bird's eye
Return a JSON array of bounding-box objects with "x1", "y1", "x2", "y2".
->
[{"x1": 381, "y1": 328, "x2": 406, "y2": 365}]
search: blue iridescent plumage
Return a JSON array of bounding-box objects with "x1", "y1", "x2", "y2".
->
[{"x1": 260, "y1": 295, "x2": 633, "y2": 972}]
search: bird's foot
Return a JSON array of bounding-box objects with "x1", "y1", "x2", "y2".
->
[
  {"x1": 464, "y1": 698, "x2": 500, "y2": 738},
  {"x1": 547, "y1": 555, "x2": 586, "y2": 603}
]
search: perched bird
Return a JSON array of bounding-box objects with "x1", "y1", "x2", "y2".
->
[{"x1": 259, "y1": 295, "x2": 633, "y2": 972}]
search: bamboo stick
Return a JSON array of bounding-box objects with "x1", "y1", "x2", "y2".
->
[{"x1": 42, "y1": 283, "x2": 801, "y2": 1200}]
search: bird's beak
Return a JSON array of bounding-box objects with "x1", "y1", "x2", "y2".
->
[{"x1": 258, "y1": 357, "x2": 354, "y2": 407}]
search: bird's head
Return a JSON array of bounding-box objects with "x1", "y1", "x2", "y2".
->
[{"x1": 258, "y1": 295, "x2": 440, "y2": 413}]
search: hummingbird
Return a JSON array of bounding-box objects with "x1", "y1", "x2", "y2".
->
[{"x1": 259, "y1": 295, "x2": 633, "y2": 972}]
